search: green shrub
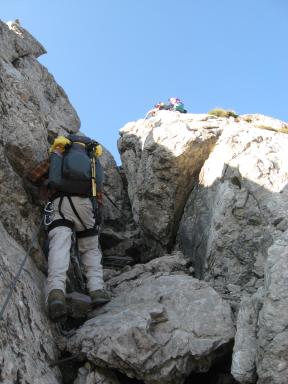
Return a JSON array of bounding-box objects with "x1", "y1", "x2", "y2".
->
[{"x1": 208, "y1": 108, "x2": 239, "y2": 118}]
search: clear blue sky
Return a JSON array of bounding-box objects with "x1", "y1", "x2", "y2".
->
[{"x1": 2, "y1": 0, "x2": 288, "y2": 164}]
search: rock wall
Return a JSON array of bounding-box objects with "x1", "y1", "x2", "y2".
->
[
  {"x1": 0, "y1": 20, "x2": 130, "y2": 383},
  {"x1": 118, "y1": 113, "x2": 288, "y2": 383},
  {"x1": 0, "y1": 19, "x2": 80, "y2": 383},
  {"x1": 176, "y1": 118, "x2": 288, "y2": 383},
  {"x1": 178, "y1": 118, "x2": 288, "y2": 292},
  {"x1": 118, "y1": 112, "x2": 223, "y2": 259},
  {"x1": 0, "y1": 220, "x2": 62, "y2": 383},
  {"x1": 100, "y1": 149, "x2": 140, "y2": 267}
]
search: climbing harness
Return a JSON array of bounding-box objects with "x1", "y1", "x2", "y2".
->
[
  {"x1": 0, "y1": 216, "x2": 44, "y2": 320},
  {"x1": 46, "y1": 195, "x2": 99, "y2": 238}
]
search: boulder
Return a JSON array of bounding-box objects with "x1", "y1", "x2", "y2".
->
[{"x1": 67, "y1": 253, "x2": 234, "y2": 384}]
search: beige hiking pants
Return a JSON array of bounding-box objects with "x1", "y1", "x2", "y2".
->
[{"x1": 47, "y1": 196, "x2": 104, "y2": 295}]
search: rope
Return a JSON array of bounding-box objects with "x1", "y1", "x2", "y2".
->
[
  {"x1": 0, "y1": 216, "x2": 44, "y2": 321},
  {"x1": 103, "y1": 192, "x2": 131, "y2": 219}
]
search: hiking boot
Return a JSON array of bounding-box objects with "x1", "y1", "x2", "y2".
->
[
  {"x1": 48, "y1": 289, "x2": 66, "y2": 321},
  {"x1": 66, "y1": 292, "x2": 91, "y2": 319},
  {"x1": 90, "y1": 289, "x2": 111, "y2": 306}
]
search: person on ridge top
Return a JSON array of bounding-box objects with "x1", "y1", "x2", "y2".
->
[{"x1": 146, "y1": 97, "x2": 187, "y2": 118}]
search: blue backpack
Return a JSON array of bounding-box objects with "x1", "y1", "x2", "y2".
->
[{"x1": 48, "y1": 135, "x2": 103, "y2": 196}]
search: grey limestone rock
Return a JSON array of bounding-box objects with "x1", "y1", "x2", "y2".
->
[
  {"x1": 118, "y1": 111, "x2": 223, "y2": 258},
  {"x1": 231, "y1": 289, "x2": 264, "y2": 383},
  {"x1": 99, "y1": 146, "x2": 139, "y2": 265},
  {"x1": 0, "y1": 20, "x2": 46, "y2": 62},
  {"x1": 74, "y1": 363, "x2": 120, "y2": 384},
  {"x1": 0, "y1": 19, "x2": 80, "y2": 247},
  {"x1": 177, "y1": 117, "x2": 288, "y2": 382},
  {"x1": 256, "y1": 232, "x2": 288, "y2": 384},
  {"x1": 0, "y1": 19, "x2": 80, "y2": 383},
  {"x1": 0, "y1": 220, "x2": 61, "y2": 384},
  {"x1": 67, "y1": 253, "x2": 235, "y2": 384},
  {"x1": 178, "y1": 121, "x2": 288, "y2": 299}
]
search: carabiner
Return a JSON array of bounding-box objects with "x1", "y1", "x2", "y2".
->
[
  {"x1": 44, "y1": 201, "x2": 54, "y2": 214},
  {"x1": 44, "y1": 214, "x2": 53, "y2": 226}
]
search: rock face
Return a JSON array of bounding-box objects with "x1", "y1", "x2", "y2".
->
[
  {"x1": 117, "y1": 113, "x2": 288, "y2": 383},
  {"x1": 67, "y1": 253, "x2": 234, "y2": 384},
  {"x1": 74, "y1": 364, "x2": 120, "y2": 384},
  {"x1": 0, "y1": 20, "x2": 80, "y2": 248},
  {"x1": 0, "y1": 20, "x2": 128, "y2": 383},
  {"x1": 256, "y1": 234, "x2": 288, "y2": 384},
  {"x1": 178, "y1": 117, "x2": 288, "y2": 296},
  {"x1": 231, "y1": 289, "x2": 263, "y2": 383},
  {"x1": 0, "y1": 221, "x2": 61, "y2": 383},
  {"x1": 232, "y1": 235, "x2": 288, "y2": 384},
  {"x1": 118, "y1": 112, "x2": 223, "y2": 259},
  {"x1": 99, "y1": 148, "x2": 140, "y2": 267},
  {"x1": 1, "y1": 18, "x2": 288, "y2": 384},
  {"x1": 175, "y1": 118, "x2": 288, "y2": 382},
  {"x1": 0, "y1": 20, "x2": 80, "y2": 383}
]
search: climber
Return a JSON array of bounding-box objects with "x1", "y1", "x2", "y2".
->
[
  {"x1": 145, "y1": 101, "x2": 172, "y2": 118},
  {"x1": 168, "y1": 97, "x2": 187, "y2": 113},
  {"x1": 28, "y1": 134, "x2": 110, "y2": 322},
  {"x1": 145, "y1": 98, "x2": 187, "y2": 118},
  {"x1": 155, "y1": 101, "x2": 171, "y2": 111}
]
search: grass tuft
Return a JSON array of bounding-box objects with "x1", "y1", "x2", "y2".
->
[{"x1": 208, "y1": 108, "x2": 238, "y2": 118}]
